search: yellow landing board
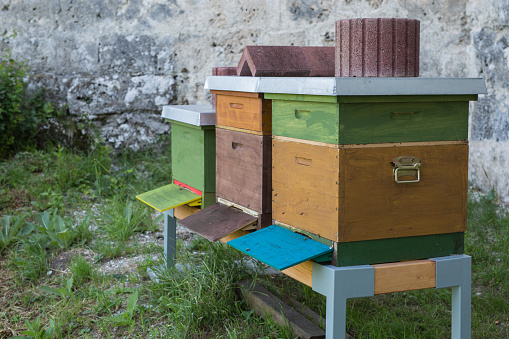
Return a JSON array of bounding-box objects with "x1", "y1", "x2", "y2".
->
[{"x1": 136, "y1": 184, "x2": 201, "y2": 212}]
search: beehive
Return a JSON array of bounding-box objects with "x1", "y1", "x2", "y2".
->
[
  {"x1": 205, "y1": 75, "x2": 486, "y2": 267},
  {"x1": 211, "y1": 90, "x2": 273, "y2": 228},
  {"x1": 136, "y1": 105, "x2": 217, "y2": 212}
]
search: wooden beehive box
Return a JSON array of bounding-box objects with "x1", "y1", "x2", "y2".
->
[
  {"x1": 215, "y1": 127, "x2": 272, "y2": 216},
  {"x1": 267, "y1": 93, "x2": 474, "y2": 145},
  {"x1": 211, "y1": 89, "x2": 273, "y2": 228},
  {"x1": 269, "y1": 91, "x2": 474, "y2": 266},
  {"x1": 162, "y1": 105, "x2": 216, "y2": 208},
  {"x1": 212, "y1": 90, "x2": 272, "y2": 134},
  {"x1": 272, "y1": 137, "x2": 468, "y2": 241}
]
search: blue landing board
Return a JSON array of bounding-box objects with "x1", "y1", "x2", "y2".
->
[{"x1": 227, "y1": 225, "x2": 333, "y2": 271}]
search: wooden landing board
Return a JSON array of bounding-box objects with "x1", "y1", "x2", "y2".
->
[
  {"x1": 374, "y1": 260, "x2": 436, "y2": 294},
  {"x1": 178, "y1": 203, "x2": 257, "y2": 242},
  {"x1": 136, "y1": 184, "x2": 201, "y2": 212},
  {"x1": 227, "y1": 225, "x2": 333, "y2": 271}
]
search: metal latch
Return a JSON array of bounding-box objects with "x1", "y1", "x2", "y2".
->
[{"x1": 392, "y1": 156, "x2": 421, "y2": 183}]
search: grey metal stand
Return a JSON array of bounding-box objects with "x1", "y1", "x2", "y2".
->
[
  {"x1": 311, "y1": 255, "x2": 472, "y2": 339},
  {"x1": 163, "y1": 209, "x2": 177, "y2": 269},
  {"x1": 432, "y1": 254, "x2": 472, "y2": 339}
]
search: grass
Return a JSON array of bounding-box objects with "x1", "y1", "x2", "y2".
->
[{"x1": 0, "y1": 143, "x2": 508, "y2": 338}]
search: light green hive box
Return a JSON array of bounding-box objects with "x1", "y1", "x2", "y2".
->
[
  {"x1": 162, "y1": 105, "x2": 216, "y2": 207},
  {"x1": 266, "y1": 93, "x2": 477, "y2": 144}
]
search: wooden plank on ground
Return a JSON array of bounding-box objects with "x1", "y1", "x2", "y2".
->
[
  {"x1": 178, "y1": 203, "x2": 257, "y2": 242},
  {"x1": 237, "y1": 279, "x2": 326, "y2": 339},
  {"x1": 136, "y1": 184, "x2": 201, "y2": 212},
  {"x1": 228, "y1": 225, "x2": 333, "y2": 271},
  {"x1": 373, "y1": 260, "x2": 436, "y2": 295}
]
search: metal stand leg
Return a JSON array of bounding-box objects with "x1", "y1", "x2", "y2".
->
[
  {"x1": 312, "y1": 264, "x2": 375, "y2": 339},
  {"x1": 163, "y1": 209, "x2": 177, "y2": 269},
  {"x1": 312, "y1": 255, "x2": 471, "y2": 339},
  {"x1": 431, "y1": 255, "x2": 472, "y2": 339}
]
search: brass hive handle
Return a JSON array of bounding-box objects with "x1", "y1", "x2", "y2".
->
[{"x1": 392, "y1": 156, "x2": 421, "y2": 183}]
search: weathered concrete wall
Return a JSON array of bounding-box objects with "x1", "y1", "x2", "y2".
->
[{"x1": 1, "y1": 0, "x2": 508, "y2": 201}]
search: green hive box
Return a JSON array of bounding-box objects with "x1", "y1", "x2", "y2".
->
[
  {"x1": 162, "y1": 105, "x2": 216, "y2": 206},
  {"x1": 265, "y1": 93, "x2": 476, "y2": 145}
]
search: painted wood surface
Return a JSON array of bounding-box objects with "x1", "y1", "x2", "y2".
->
[
  {"x1": 373, "y1": 260, "x2": 436, "y2": 294},
  {"x1": 272, "y1": 137, "x2": 468, "y2": 242},
  {"x1": 338, "y1": 100, "x2": 468, "y2": 144},
  {"x1": 270, "y1": 95, "x2": 471, "y2": 144},
  {"x1": 173, "y1": 179, "x2": 202, "y2": 195},
  {"x1": 215, "y1": 94, "x2": 272, "y2": 132},
  {"x1": 339, "y1": 142, "x2": 468, "y2": 242},
  {"x1": 227, "y1": 225, "x2": 333, "y2": 271},
  {"x1": 272, "y1": 100, "x2": 340, "y2": 144},
  {"x1": 335, "y1": 94, "x2": 478, "y2": 103},
  {"x1": 335, "y1": 232, "x2": 464, "y2": 267},
  {"x1": 136, "y1": 184, "x2": 201, "y2": 212},
  {"x1": 201, "y1": 192, "x2": 216, "y2": 209},
  {"x1": 281, "y1": 261, "x2": 314, "y2": 287},
  {"x1": 171, "y1": 122, "x2": 216, "y2": 192},
  {"x1": 210, "y1": 90, "x2": 262, "y2": 99},
  {"x1": 219, "y1": 229, "x2": 249, "y2": 244},
  {"x1": 216, "y1": 128, "x2": 272, "y2": 213},
  {"x1": 178, "y1": 203, "x2": 257, "y2": 242},
  {"x1": 216, "y1": 124, "x2": 270, "y2": 136},
  {"x1": 266, "y1": 93, "x2": 477, "y2": 103},
  {"x1": 174, "y1": 204, "x2": 200, "y2": 220},
  {"x1": 275, "y1": 220, "x2": 464, "y2": 266},
  {"x1": 222, "y1": 222, "x2": 316, "y2": 287},
  {"x1": 272, "y1": 137, "x2": 340, "y2": 240},
  {"x1": 265, "y1": 93, "x2": 338, "y2": 103}
]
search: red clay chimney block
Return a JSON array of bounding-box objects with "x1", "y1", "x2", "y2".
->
[
  {"x1": 213, "y1": 67, "x2": 237, "y2": 76},
  {"x1": 236, "y1": 46, "x2": 311, "y2": 77},
  {"x1": 301, "y1": 46, "x2": 335, "y2": 77},
  {"x1": 211, "y1": 67, "x2": 237, "y2": 108},
  {"x1": 335, "y1": 18, "x2": 420, "y2": 77}
]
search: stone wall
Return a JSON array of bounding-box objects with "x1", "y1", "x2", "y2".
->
[{"x1": 1, "y1": 0, "x2": 508, "y2": 202}]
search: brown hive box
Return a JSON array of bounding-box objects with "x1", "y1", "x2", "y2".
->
[
  {"x1": 216, "y1": 127, "x2": 272, "y2": 226},
  {"x1": 272, "y1": 136, "x2": 468, "y2": 243}
]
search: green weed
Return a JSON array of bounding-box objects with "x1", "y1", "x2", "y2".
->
[
  {"x1": 74, "y1": 215, "x2": 93, "y2": 245},
  {"x1": 0, "y1": 52, "x2": 56, "y2": 157},
  {"x1": 69, "y1": 254, "x2": 97, "y2": 285},
  {"x1": 34, "y1": 209, "x2": 75, "y2": 249},
  {"x1": 40, "y1": 276, "x2": 75, "y2": 302},
  {"x1": 9, "y1": 241, "x2": 48, "y2": 282},
  {"x1": 139, "y1": 206, "x2": 164, "y2": 233},
  {"x1": 13, "y1": 316, "x2": 56, "y2": 339},
  {"x1": 103, "y1": 289, "x2": 139, "y2": 328},
  {"x1": 98, "y1": 199, "x2": 146, "y2": 242},
  {"x1": 0, "y1": 213, "x2": 33, "y2": 254}
]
